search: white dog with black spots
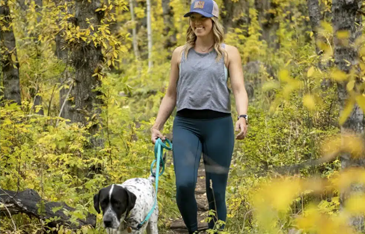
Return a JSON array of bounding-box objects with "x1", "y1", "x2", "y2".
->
[{"x1": 94, "y1": 176, "x2": 158, "y2": 234}]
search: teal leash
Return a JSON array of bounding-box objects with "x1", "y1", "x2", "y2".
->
[{"x1": 132, "y1": 138, "x2": 172, "y2": 230}]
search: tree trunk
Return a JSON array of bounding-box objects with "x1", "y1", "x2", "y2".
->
[
  {"x1": 147, "y1": 0, "x2": 152, "y2": 70},
  {"x1": 71, "y1": 0, "x2": 104, "y2": 148},
  {"x1": 333, "y1": 0, "x2": 364, "y2": 134},
  {"x1": 332, "y1": 0, "x2": 364, "y2": 231},
  {"x1": 0, "y1": 188, "x2": 96, "y2": 229},
  {"x1": 306, "y1": 0, "x2": 322, "y2": 54},
  {"x1": 31, "y1": 0, "x2": 44, "y2": 115},
  {"x1": 0, "y1": 0, "x2": 21, "y2": 105},
  {"x1": 161, "y1": 0, "x2": 177, "y2": 51},
  {"x1": 254, "y1": 0, "x2": 279, "y2": 49},
  {"x1": 221, "y1": 0, "x2": 250, "y2": 35},
  {"x1": 56, "y1": 0, "x2": 74, "y2": 121},
  {"x1": 129, "y1": 0, "x2": 140, "y2": 59}
]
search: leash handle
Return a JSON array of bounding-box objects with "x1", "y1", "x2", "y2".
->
[{"x1": 151, "y1": 138, "x2": 172, "y2": 177}]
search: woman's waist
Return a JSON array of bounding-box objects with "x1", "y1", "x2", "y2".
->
[{"x1": 176, "y1": 108, "x2": 231, "y2": 119}]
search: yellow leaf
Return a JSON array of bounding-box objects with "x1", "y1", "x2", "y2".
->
[
  {"x1": 358, "y1": 46, "x2": 365, "y2": 57},
  {"x1": 307, "y1": 66, "x2": 315, "y2": 78},
  {"x1": 337, "y1": 30, "x2": 350, "y2": 39},
  {"x1": 11, "y1": 53, "x2": 16, "y2": 62},
  {"x1": 334, "y1": 168, "x2": 365, "y2": 191},
  {"x1": 284, "y1": 59, "x2": 292, "y2": 67},
  {"x1": 321, "y1": 21, "x2": 333, "y2": 33},
  {"x1": 283, "y1": 80, "x2": 303, "y2": 98},
  {"x1": 278, "y1": 69, "x2": 291, "y2": 82},
  {"x1": 356, "y1": 95, "x2": 365, "y2": 112},
  {"x1": 303, "y1": 94, "x2": 316, "y2": 110},
  {"x1": 339, "y1": 98, "x2": 355, "y2": 125},
  {"x1": 262, "y1": 81, "x2": 280, "y2": 92},
  {"x1": 331, "y1": 69, "x2": 348, "y2": 82},
  {"x1": 255, "y1": 178, "x2": 302, "y2": 211},
  {"x1": 360, "y1": 62, "x2": 365, "y2": 72},
  {"x1": 322, "y1": 135, "x2": 364, "y2": 160},
  {"x1": 346, "y1": 80, "x2": 355, "y2": 92},
  {"x1": 345, "y1": 194, "x2": 365, "y2": 215}
]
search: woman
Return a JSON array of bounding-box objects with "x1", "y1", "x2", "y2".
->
[{"x1": 151, "y1": 0, "x2": 248, "y2": 232}]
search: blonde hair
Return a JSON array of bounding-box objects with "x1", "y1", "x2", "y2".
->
[{"x1": 184, "y1": 17, "x2": 226, "y2": 61}]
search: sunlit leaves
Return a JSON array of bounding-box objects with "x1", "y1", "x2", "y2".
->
[
  {"x1": 339, "y1": 97, "x2": 355, "y2": 125},
  {"x1": 303, "y1": 94, "x2": 316, "y2": 111},
  {"x1": 321, "y1": 134, "x2": 364, "y2": 159},
  {"x1": 356, "y1": 95, "x2": 365, "y2": 112},
  {"x1": 262, "y1": 81, "x2": 280, "y2": 92},
  {"x1": 345, "y1": 193, "x2": 365, "y2": 215},
  {"x1": 307, "y1": 66, "x2": 315, "y2": 78},
  {"x1": 330, "y1": 68, "x2": 348, "y2": 81}
]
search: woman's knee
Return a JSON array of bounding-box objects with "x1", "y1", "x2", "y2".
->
[{"x1": 176, "y1": 182, "x2": 195, "y2": 198}]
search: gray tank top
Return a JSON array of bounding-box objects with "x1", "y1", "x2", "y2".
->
[{"x1": 176, "y1": 46, "x2": 230, "y2": 113}]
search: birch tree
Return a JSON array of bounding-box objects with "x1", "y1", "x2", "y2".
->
[{"x1": 147, "y1": 0, "x2": 152, "y2": 70}]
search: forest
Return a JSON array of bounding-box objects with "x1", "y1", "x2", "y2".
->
[{"x1": 1, "y1": 0, "x2": 365, "y2": 233}]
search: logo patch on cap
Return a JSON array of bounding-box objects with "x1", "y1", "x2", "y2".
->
[{"x1": 194, "y1": 1, "x2": 205, "y2": 9}]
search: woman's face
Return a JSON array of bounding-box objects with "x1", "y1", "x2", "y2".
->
[{"x1": 189, "y1": 13, "x2": 213, "y2": 37}]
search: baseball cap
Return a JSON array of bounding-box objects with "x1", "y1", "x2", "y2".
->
[{"x1": 184, "y1": 0, "x2": 219, "y2": 18}]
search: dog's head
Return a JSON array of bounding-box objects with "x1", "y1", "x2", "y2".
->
[{"x1": 93, "y1": 184, "x2": 136, "y2": 229}]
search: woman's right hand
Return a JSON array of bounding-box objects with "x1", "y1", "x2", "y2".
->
[{"x1": 151, "y1": 128, "x2": 166, "y2": 144}]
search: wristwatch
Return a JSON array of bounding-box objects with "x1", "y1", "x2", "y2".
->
[{"x1": 238, "y1": 114, "x2": 248, "y2": 124}]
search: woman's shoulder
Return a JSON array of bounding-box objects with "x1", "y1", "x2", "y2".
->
[
  {"x1": 222, "y1": 44, "x2": 239, "y2": 54},
  {"x1": 171, "y1": 45, "x2": 186, "y2": 64},
  {"x1": 173, "y1": 45, "x2": 185, "y2": 55}
]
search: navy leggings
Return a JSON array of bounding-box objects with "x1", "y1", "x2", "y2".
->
[{"x1": 172, "y1": 115, "x2": 235, "y2": 233}]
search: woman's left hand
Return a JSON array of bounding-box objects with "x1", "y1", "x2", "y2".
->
[{"x1": 235, "y1": 118, "x2": 248, "y2": 140}]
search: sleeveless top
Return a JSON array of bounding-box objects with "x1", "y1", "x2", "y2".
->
[{"x1": 176, "y1": 45, "x2": 231, "y2": 114}]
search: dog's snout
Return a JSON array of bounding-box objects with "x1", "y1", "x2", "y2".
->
[{"x1": 104, "y1": 219, "x2": 112, "y2": 228}]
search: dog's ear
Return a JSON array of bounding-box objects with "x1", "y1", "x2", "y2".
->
[
  {"x1": 125, "y1": 189, "x2": 136, "y2": 214},
  {"x1": 93, "y1": 192, "x2": 100, "y2": 213}
]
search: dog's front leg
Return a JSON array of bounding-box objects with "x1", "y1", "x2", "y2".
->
[{"x1": 147, "y1": 211, "x2": 159, "y2": 234}]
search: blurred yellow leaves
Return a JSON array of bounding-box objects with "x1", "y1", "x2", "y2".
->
[
  {"x1": 252, "y1": 133, "x2": 365, "y2": 233},
  {"x1": 330, "y1": 68, "x2": 348, "y2": 81},
  {"x1": 296, "y1": 206, "x2": 356, "y2": 234},
  {"x1": 278, "y1": 69, "x2": 303, "y2": 99},
  {"x1": 303, "y1": 94, "x2": 316, "y2": 111},
  {"x1": 262, "y1": 81, "x2": 280, "y2": 92},
  {"x1": 345, "y1": 193, "x2": 365, "y2": 215},
  {"x1": 356, "y1": 95, "x2": 365, "y2": 112},
  {"x1": 254, "y1": 178, "x2": 302, "y2": 211},
  {"x1": 337, "y1": 30, "x2": 350, "y2": 40},
  {"x1": 307, "y1": 66, "x2": 315, "y2": 78},
  {"x1": 339, "y1": 97, "x2": 356, "y2": 125},
  {"x1": 321, "y1": 134, "x2": 364, "y2": 159}
]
